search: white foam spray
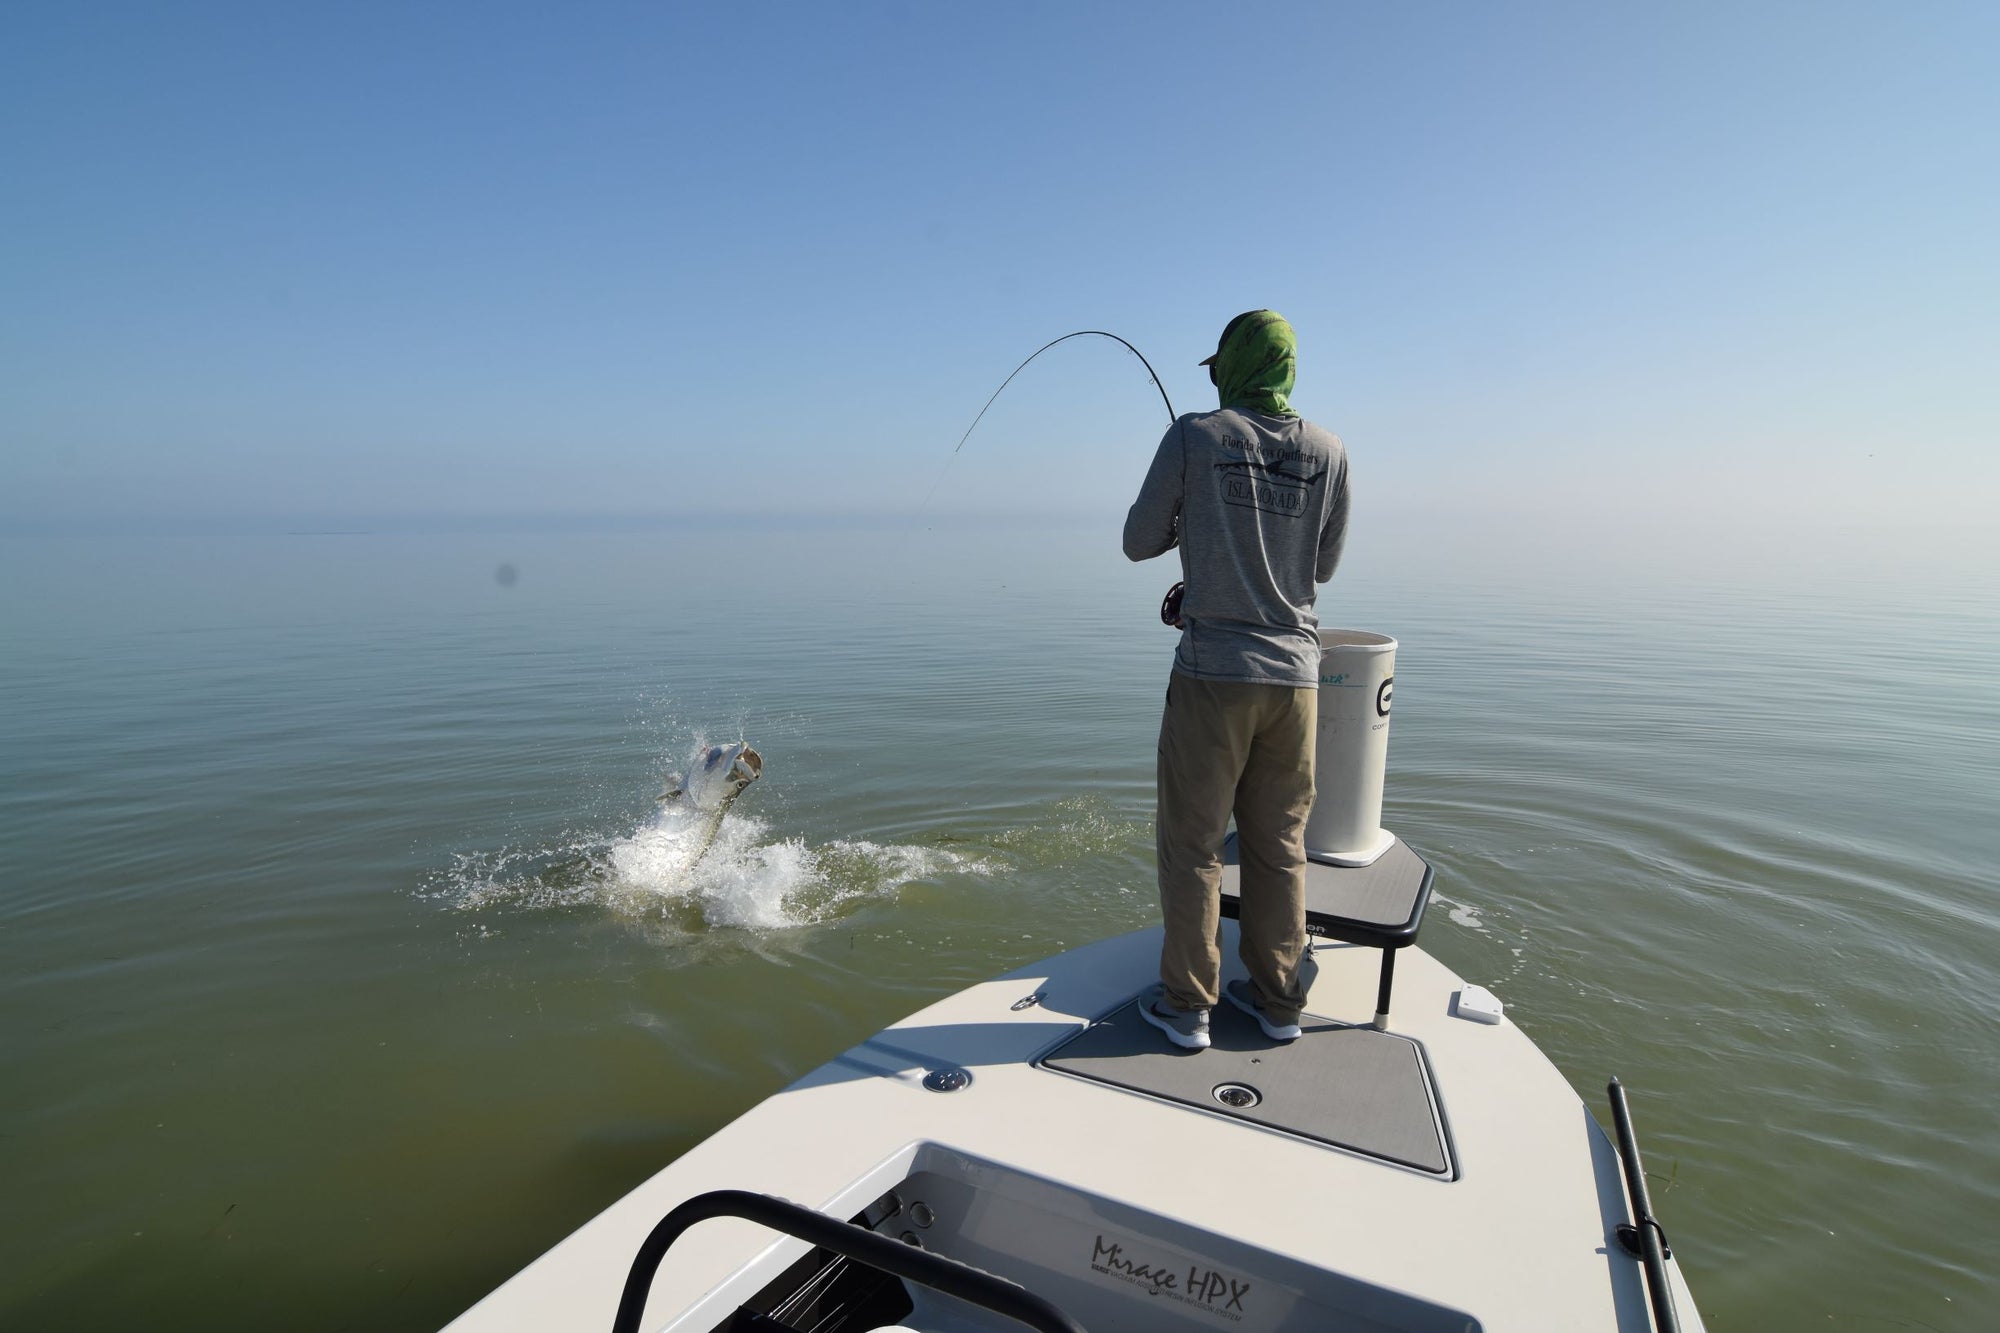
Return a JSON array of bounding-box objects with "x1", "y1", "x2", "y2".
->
[{"x1": 433, "y1": 760, "x2": 991, "y2": 934}]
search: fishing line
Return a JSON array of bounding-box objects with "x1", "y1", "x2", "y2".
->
[{"x1": 920, "y1": 330, "x2": 1178, "y2": 514}]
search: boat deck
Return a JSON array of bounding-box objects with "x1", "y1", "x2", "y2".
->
[
  {"x1": 1042, "y1": 995, "x2": 1452, "y2": 1176},
  {"x1": 447, "y1": 923, "x2": 1703, "y2": 1333}
]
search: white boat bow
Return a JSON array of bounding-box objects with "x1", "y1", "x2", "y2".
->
[{"x1": 446, "y1": 910, "x2": 1703, "y2": 1332}]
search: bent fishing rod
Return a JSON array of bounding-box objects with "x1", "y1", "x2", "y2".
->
[
  {"x1": 939, "y1": 329, "x2": 1188, "y2": 626},
  {"x1": 921, "y1": 329, "x2": 1177, "y2": 515},
  {"x1": 952, "y1": 330, "x2": 1178, "y2": 456}
]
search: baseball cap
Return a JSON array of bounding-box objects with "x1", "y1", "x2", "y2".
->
[{"x1": 1199, "y1": 310, "x2": 1271, "y2": 366}]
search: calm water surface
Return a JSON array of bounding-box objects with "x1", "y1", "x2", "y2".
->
[{"x1": 1, "y1": 522, "x2": 1994, "y2": 1330}]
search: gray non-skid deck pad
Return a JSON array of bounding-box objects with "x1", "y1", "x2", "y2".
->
[
  {"x1": 1041, "y1": 1000, "x2": 1452, "y2": 1175},
  {"x1": 1221, "y1": 833, "x2": 1431, "y2": 936}
]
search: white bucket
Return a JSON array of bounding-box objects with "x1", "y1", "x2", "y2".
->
[{"x1": 1305, "y1": 630, "x2": 1397, "y2": 866}]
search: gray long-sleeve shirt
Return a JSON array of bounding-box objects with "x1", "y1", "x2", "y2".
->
[{"x1": 1123, "y1": 407, "x2": 1350, "y2": 688}]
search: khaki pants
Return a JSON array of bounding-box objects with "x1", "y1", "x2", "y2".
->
[{"x1": 1156, "y1": 671, "x2": 1314, "y2": 1021}]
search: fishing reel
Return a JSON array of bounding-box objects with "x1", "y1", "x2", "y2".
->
[{"x1": 1160, "y1": 581, "x2": 1186, "y2": 629}]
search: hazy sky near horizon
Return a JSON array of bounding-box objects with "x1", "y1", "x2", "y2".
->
[{"x1": 3, "y1": 2, "x2": 1996, "y2": 537}]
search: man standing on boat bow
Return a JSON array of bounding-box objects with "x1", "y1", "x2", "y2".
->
[{"x1": 1123, "y1": 310, "x2": 1351, "y2": 1051}]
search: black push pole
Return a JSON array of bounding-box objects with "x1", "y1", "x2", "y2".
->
[
  {"x1": 1607, "y1": 1079, "x2": 1681, "y2": 1333},
  {"x1": 612, "y1": 1188, "x2": 1086, "y2": 1333}
]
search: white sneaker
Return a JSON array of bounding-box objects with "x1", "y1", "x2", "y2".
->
[
  {"x1": 1225, "y1": 979, "x2": 1301, "y2": 1041},
  {"x1": 1137, "y1": 984, "x2": 1211, "y2": 1050}
]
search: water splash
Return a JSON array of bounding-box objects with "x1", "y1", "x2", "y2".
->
[{"x1": 433, "y1": 797, "x2": 991, "y2": 934}]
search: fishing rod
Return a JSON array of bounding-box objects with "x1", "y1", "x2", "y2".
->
[
  {"x1": 921, "y1": 330, "x2": 1177, "y2": 516},
  {"x1": 952, "y1": 330, "x2": 1178, "y2": 456}
]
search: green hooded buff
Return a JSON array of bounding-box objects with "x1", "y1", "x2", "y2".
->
[{"x1": 1209, "y1": 309, "x2": 1299, "y2": 418}]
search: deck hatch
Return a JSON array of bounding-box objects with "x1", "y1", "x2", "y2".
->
[{"x1": 1039, "y1": 999, "x2": 1453, "y2": 1176}]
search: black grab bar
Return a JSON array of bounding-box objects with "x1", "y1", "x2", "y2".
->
[
  {"x1": 613, "y1": 1188, "x2": 1087, "y2": 1333},
  {"x1": 1607, "y1": 1079, "x2": 1681, "y2": 1333}
]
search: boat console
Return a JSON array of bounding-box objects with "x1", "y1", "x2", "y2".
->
[{"x1": 624, "y1": 1145, "x2": 1482, "y2": 1333}]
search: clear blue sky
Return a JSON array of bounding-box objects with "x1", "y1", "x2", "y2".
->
[{"x1": 3, "y1": 2, "x2": 1995, "y2": 537}]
